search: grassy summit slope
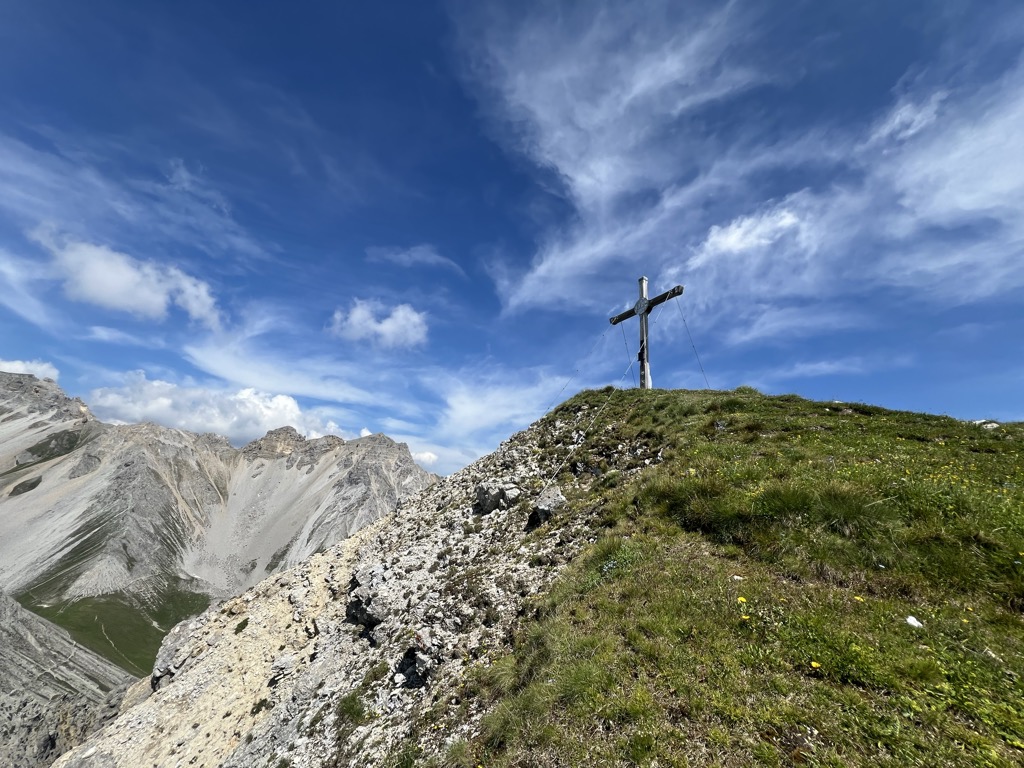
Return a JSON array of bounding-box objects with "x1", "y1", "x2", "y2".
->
[{"x1": 452, "y1": 387, "x2": 1024, "y2": 767}]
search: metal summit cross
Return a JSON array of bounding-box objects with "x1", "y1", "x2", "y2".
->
[{"x1": 609, "y1": 276, "x2": 684, "y2": 389}]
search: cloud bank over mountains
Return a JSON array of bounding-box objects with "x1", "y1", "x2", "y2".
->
[{"x1": 87, "y1": 372, "x2": 344, "y2": 445}]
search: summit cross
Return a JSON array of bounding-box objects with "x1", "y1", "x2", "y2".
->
[{"x1": 609, "y1": 276, "x2": 684, "y2": 389}]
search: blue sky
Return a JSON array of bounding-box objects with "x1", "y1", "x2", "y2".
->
[{"x1": 1, "y1": 1, "x2": 1022, "y2": 474}]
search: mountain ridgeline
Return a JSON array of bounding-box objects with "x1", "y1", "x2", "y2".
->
[
  {"x1": 48, "y1": 386, "x2": 1024, "y2": 767},
  {"x1": 0, "y1": 372, "x2": 437, "y2": 675}
]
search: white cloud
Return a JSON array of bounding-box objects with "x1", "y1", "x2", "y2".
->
[
  {"x1": 366, "y1": 244, "x2": 465, "y2": 276},
  {"x1": 169, "y1": 270, "x2": 221, "y2": 329},
  {"x1": 745, "y1": 354, "x2": 915, "y2": 391},
  {"x1": 886, "y1": 78, "x2": 1024, "y2": 223},
  {"x1": 0, "y1": 358, "x2": 59, "y2": 380},
  {"x1": 304, "y1": 420, "x2": 343, "y2": 440},
  {"x1": 87, "y1": 372, "x2": 345, "y2": 445},
  {"x1": 868, "y1": 67, "x2": 1024, "y2": 299},
  {"x1": 668, "y1": 58, "x2": 1024, "y2": 332},
  {"x1": 677, "y1": 190, "x2": 849, "y2": 320},
  {"x1": 695, "y1": 208, "x2": 803, "y2": 262},
  {"x1": 32, "y1": 232, "x2": 222, "y2": 329},
  {"x1": 165, "y1": 158, "x2": 231, "y2": 214},
  {"x1": 433, "y1": 369, "x2": 561, "y2": 440},
  {"x1": 378, "y1": 416, "x2": 423, "y2": 434},
  {"x1": 461, "y1": 1, "x2": 761, "y2": 212},
  {"x1": 359, "y1": 427, "x2": 372, "y2": 437},
  {"x1": 328, "y1": 299, "x2": 428, "y2": 348},
  {"x1": 412, "y1": 450, "x2": 438, "y2": 466}
]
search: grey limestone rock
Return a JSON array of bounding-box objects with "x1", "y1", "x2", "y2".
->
[
  {"x1": 526, "y1": 485, "x2": 567, "y2": 531},
  {"x1": 472, "y1": 481, "x2": 521, "y2": 515}
]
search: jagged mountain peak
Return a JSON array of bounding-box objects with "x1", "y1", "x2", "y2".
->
[
  {"x1": 0, "y1": 371, "x2": 93, "y2": 424},
  {"x1": 242, "y1": 425, "x2": 346, "y2": 460}
]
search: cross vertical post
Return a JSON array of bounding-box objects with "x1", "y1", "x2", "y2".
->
[
  {"x1": 609, "y1": 276, "x2": 684, "y2": 390},
  {"x1": 638, "y1": 276, "x2": 651, "y2": 388}
]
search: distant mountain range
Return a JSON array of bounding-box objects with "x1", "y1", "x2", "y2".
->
[{"x1": 0, "y1": 371, "x2": 436, "y2": 674}]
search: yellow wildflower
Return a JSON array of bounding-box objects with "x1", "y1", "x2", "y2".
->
[
  {"x1": 810, "y1": 661, "x2": 821, "y2": 669},
  {"x1": 737, "y1": 596, "x2": 747, "y2": 604}
]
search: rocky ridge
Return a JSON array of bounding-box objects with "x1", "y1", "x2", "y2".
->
[{"x1": 53, "y1": 399, "x2": 660, "y2": 767}]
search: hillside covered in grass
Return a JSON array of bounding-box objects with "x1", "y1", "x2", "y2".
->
[{"x1": 434, "y1": 387, "x2": 1024, "y2": 767}]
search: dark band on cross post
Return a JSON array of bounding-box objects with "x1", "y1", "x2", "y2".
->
[{"x1": 609, "y1": 276, "x2": 684, "y2": 389}]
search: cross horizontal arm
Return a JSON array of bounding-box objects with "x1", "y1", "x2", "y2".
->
[
  {"x1": 609, "y1": 307, "x2": 636, "y2": 326},
  {"x1": 608, "y1": 284, "x2": 683, "y2": 325},
  {"x1": 647, "y1": 284, "x2": 684, "y2": 310}
]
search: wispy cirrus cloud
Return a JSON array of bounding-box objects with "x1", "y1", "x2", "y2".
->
[
  {"x1": 459, "y1": 0, "x2": 1024, "y2": 356},
  {"x1": 869, "y1": 91, "x2": 947, "y2": 144},
  {"x1": 724, "y1": 305, "x2": 869, "y2": 346},
  {"x1": 460, "y1": 1, "x2": 764, "y2": 212},
  {"x1": 456, "y1": 1, "x2": 774, "y2": 313},
  {"x1": 0, "y1": 132, "x2": 266, "y2": 263},
  {"x1": 767, "y1": 357, "x2": 870, "y2": 380},
  {"x1": 869, "y1": 63, "x2": 1024, "y2": 298},
  {"x1": 0, "y1": 249, "x2": 59, "y2": 330},
  {"x1": 366, "y1": 244, "x2": 465, "y2": 277},
  {"x1": 84, "y1": 326, "x2": 166, "y2": 348},
  {"x1": 184, "y1": 338, "x2": 378, "y2": 408},
  {"x1": 682, "y1": 58, "x2": 1024, "y2": 320},
  {"x1": 430, "y1": 366, "x2": 563, "y2": 443},
  {"x1": 743, "y1": 354, "x2": 915, "y2": 393}
]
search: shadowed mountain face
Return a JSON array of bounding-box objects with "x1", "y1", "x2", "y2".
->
[{"x1": 0, "y1": 372, "x2": 436, "y2": 673}]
